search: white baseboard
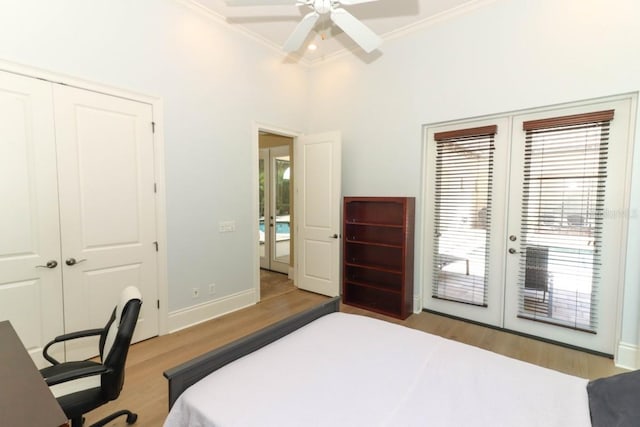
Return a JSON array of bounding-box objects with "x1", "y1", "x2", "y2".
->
[
  {"x1": 168, "y1": 289, "x2": 256, "y2": 333},
  {"x1": 615, "y1": 341, "x2": 638, "y2": 370}
]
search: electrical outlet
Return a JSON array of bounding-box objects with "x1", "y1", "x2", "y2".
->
[
  {"x1": 192, "y1": 288, "x2": 200, "y2": 298},
  {"x1": 208, "y1": 284, "x2": 216, "y2": 295}
]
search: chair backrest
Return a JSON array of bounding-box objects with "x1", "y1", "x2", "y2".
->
[
  {"x1": 524, "y1": 246, "x2": 549, "y2": 291},
  {"x1": 98, "y1": 286, "x2": 142, "y2": 400}
]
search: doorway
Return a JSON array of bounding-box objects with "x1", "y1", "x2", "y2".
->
[
  {"x1": 254, "y1": 128, "x2": 343, "y2": 301},
  {"x1": 259, "y1": 133, "x2": 294, "y2": 275}
]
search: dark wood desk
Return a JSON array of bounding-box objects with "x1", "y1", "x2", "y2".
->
[{"x1": 0, "y1": 320, "x2": 68, "y2": 426}]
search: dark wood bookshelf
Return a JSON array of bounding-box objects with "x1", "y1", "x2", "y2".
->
[{"x1": 342, "y1": 197, "x2": 415, "y2": 319}]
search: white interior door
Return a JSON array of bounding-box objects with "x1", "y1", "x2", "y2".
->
[
  {"x1": 0, "y1": 71, "x2": 65, "y2": 367},
  {"x1": 295, "y1": 131, "x2": 342, "y2": 297},
  {"x1": 54, "y1": 85, "x2": 159, "y2": 360}
]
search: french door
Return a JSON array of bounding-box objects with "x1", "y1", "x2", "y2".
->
[
  {"x1": 502, "y1": 99, "x2": 633, "y2": 353},
  {"x1": 423, "y1": 118, "x2": 510, "y2": 327},
  {"x1": 259, "y1": 145, "x2": 291, "y2": 274},
  {"x1": 423, "y1": 96, "x2": 635, "y2": 354}
]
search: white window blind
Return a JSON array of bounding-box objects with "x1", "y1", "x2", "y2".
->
[
  {"x1": 432, "y1": 125, "x2": 496, "y2": 306},
  {"x1": 517, "y1": 110, "x2": 613, "y2": 332}
]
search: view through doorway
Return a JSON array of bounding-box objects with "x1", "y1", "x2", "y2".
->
[
  {"x1": 260, "y1": 269, "x2": 295, "y2": 301},
  {"x1": 259, "y1": 133, "x2": 293, "y2": 275}
]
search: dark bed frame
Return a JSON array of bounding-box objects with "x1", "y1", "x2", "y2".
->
[{"x1": 163, "y1": 297, "x2": 341, "y2": 409}]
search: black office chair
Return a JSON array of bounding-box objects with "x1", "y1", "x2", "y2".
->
[
  {"x1": 40, "y1": 286, "x2": 142, "y2": 427},
  {"x1": 524, "y1": 246, "x2": 550, "y2": 302}
]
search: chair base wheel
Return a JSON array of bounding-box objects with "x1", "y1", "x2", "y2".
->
[{"x1": 90, "y1": 409, "x2": 137, "y2": 427}]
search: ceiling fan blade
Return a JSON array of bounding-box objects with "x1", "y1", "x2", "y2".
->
[
  {"x1": 283, "y1": 11, "x2": 319, "y2": 52},
  {"x1": 330, "y1": 8, "x2": 382, "y2": 53},
  {"x1": 224, "y1": 0, "x2": 298, "y2": 6},
  {"x1": 337, "y1": 0, "x2": 380, "y2": 5}
]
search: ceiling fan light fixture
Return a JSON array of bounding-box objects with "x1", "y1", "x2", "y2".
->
[{"x1": 224, "y1": 0, "x2": 382, "y2": 54}]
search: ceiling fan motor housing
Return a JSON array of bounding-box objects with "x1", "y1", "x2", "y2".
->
[{"x1": 312, "y1": 0, "x2": 333, "y2": 14}]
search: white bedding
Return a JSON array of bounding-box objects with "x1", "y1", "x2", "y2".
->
[{"x1": 164, "y1": 312, "x2": 590, "y2": 427}]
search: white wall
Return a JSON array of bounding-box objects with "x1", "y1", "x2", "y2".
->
[
  {"x1": 0, "y1": 0, "x2": 310, "y2": 315},
  {"x1": 3, "y1": 0, "x2": 640, "y2": 363},
  {"x1": 307, "y1": 0, "x2": 640, "y2": 364}
]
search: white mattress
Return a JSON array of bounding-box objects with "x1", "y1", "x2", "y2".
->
[{"x1": 164, "y1": 312, "x2": 590, "y2": 427}]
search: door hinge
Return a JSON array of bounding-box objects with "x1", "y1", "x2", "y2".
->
[
  {"x1": 153, "y1": 241, "x2": 159, "y2": 252},
  {"x1": 151, "y1": 121, "x2": 156, "y2": 133},
  {"x1": 154, "y1": 183, "x2": 157, "y2": 193},
  {"x1": 157, "y1": 299, "x2": 160, "y2": 309}
]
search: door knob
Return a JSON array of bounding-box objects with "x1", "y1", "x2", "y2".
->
[
  {"x1": 36, "y1": 260, "x2": 58, "y2": 269},
  {"x1": 508, "y1": 248, "x2": 518, "y2": 254},
  {"x1": 329, "y1": 234, "x2": 339, "y2": 239},
  {"x1": 65, "y1": 258, "x2": 87, "y2": 266}
]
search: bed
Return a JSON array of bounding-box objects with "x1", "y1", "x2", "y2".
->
[{"x1": 163, "y1": 297, "x2": 638, "y2": 427}]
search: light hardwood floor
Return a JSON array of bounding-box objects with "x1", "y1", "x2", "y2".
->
[
  {"x1": 86, "y1": 283, "x2": 625, "y2": 426},
  {"x1": 259, "y1": 269, "x2": 296, "y2": 301}
]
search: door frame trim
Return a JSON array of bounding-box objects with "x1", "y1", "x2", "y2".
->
[{"x1": 0, "y1": 59, "x2": 170, "y2": 336}]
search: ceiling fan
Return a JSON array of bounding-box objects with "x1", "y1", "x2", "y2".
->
[{"x1": 224, "y1": 0, "x2": 383, "y2": 53}]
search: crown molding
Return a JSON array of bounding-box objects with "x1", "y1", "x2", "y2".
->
[
  {"x1": 175, "y1": 0, "x2": 312, "y2": 67},
  {"x1": 306, "y1": 0, "x2": 500, "y2": 66},
  {"x1": 176, "y1": 0, "x2": 499, "y2": 68},
  {"x1": 382, "y1": 0, "x2": 499, "y2": 44}
]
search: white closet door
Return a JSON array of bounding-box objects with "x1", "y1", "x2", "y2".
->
[
  {"x1": 53, "y1": 85, "x2": 159, "y2": 360},
  {"x1": 0, "y1": 71, "x2": 64, "y2": 366}
]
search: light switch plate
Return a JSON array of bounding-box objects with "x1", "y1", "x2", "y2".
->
[{"x1": 219, "y1": 220, "x2": 236, "y2": 232}]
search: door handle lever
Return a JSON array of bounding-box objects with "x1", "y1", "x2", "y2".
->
[
  {"x1": 329, "y1": 234, "x2": 340, "y2": 239},
  {"x1": 36, "y1": 260, "x2": 58, "y2": 269},
  {"x1": 65, "y1": 258, "x2": 87, "y2": 266}
]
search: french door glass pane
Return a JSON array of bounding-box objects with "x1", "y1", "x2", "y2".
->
[
  {"x1": 432, "y1": 134, "x2": 495, "y2": 306},
  {"x1": 274, "y1": 157, "x2": 290, "y2": 264},
  {"x1": 518, "y1": 121, "x2": 609, "y2": 332},
  {"x1": 259, "y1": 157, "x2": 265, "y2": 258}
]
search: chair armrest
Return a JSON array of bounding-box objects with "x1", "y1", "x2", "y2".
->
[
  {"x1": 43, "y1": 328, "x2": 104, "y2": 365},
  {"x1": 43, "y1": 364, "x2": 111, "y2": 387}
]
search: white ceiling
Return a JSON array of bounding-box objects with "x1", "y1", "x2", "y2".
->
[{"x1": 188, "y1": 0, "x2": 478, "y2": 63}]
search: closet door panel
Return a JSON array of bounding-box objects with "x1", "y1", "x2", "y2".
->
[
  {"x1": 54, "y1": 85, "x2": 158, "y2": 361},
  {"x1": 0, "y1": 71, "x2": 64, "y2": 366}
]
